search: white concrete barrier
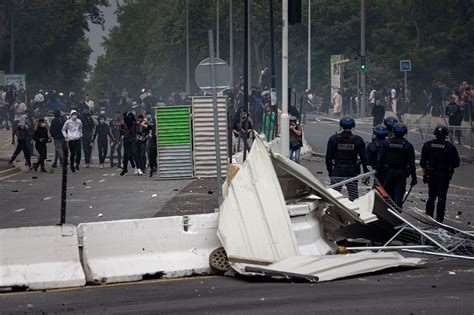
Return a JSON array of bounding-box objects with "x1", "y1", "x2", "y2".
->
[
  {"x1": 0, "y1": 225, "x2": 86, "y2": 290},
  {"x1": 78, "y1": 213, "x2": 221, "y2": 284}
]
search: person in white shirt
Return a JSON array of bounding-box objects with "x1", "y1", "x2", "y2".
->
[
  {"x1": 369, "y1": 89, "x2": 376, "y2": 107},
  {"x1": 390, "y1": 87, "x2": 397, "y2": 114},
  {"x1": 84, "y1": 95, "x2": 95, "y2": 113},
  {"x1": 332, "y1": 89, "x2": 342, "y2": 116},
  {"x1": 62, "y1": 110, "x2": 83, "y2": 172}
]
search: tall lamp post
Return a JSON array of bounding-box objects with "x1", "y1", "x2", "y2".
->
[
  {"x1": 307, "y1": 0, "x2": 311, "y2": 91},
  {"x1": 185, "y1": 0, "x2": 190, "y2": 95},
  {"x1": 281, "y1": 0, "x2": 289, "y2": 156},
  {"x1": 360, "y1": 0, "x2": 366, "y2": 117}
]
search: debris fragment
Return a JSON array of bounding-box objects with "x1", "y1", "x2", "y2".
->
[
  {"x1": 14, "y1": 208, "x2": 26, "y2": 213},
  {"x1": 448, "y1": 271, "x2": 456, "y2": 276},
  {"x1": 152, "y1": 194, "x2": 157, "y2": 198},
  {"x1": 98, "y1": 213, "x2": 103, "y2": 217}
]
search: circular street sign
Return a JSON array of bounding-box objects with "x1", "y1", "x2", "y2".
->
[{"x1": 195, "y1": 57, "x2": 231, "y2": 94}]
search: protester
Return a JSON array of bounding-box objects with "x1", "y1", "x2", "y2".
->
[
  {"x1": 135, "y1": 114, "x2": 150, "y2": 174},
  {"x1": 50, "y1": 110, "x2": 65, "y2": 168},
  {"x1": 92, "y1": 115, "x2": 115, "y2": 169},
  {"x1": 0, "y1": 86, "x2": 9, "y2": 129},
  {"x1": 110, "y1": 111, "x2": 123, "y2": 168},
  {"x1": 11, "y1": 96, "x2": 27, "y2": 144},
  {"x1": 81, "y1": 110, "x2": 95, "y2": 168},
  {"x1": 262, "y1": 104, "x2": 277, "y2": 141},
  {"x1": 232, "y1": 110, "x2": 253, "y2": 153},
  {"x1": 8, "y1": 114, "x2": 32, "y2": 169},
  {"x1": 146, "y1": 112, "x2": 158, "y2": 177},
  {"x1": 445, "y1": 95, "x2": 463, "y2": 144},
  {"x1": 289, "y1": 116, "x2": 303, "y2": 164},
  {"x1": 371, "y1": 97, "x2": 385, "y2": 127},
  {"x1": 32, "y1": 118, "x2": 51, "y2": 173},
  {"x1": 84, "y1": 95, "x2": 95, "y2": 113},
  {"x1": 331, "y1": 89, "x2": 342, "y2": 116},
  {"x1": 120, "y1": 112, "x2": 138, "y2": 176},
  {"x1": 62, "y1": 110, "x2": 83, "y2": 173}
]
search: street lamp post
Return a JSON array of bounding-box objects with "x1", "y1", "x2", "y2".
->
[
  {"x1": 216, "y1": 0, "x2": 220, "y2": 58},
  {"x1": 360, "y1": 0, "x2": 366, "y2": 117},
  {"x1": 185, "y1": 0, "x2": 190, "y2": 95},
  {"x1": 10, "y1": 13, "x2": 15, "y2": 73},
  {"x1": 307, "y1": 0, "x2": 311, "y2": 91},
  {"x1": 281, "y1": 0, "x2": 289, "y2": 156},
  {"x1": 229, "y1": 0, "x2": 233, "y2": 84}
]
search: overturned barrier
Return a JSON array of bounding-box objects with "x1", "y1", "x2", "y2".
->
[
  {"x1": 0, "y1": 224, "x2": 86, "y2": 290},
  {"x1": 78, "y1": 213, "x2": 221, "y2": 284}
]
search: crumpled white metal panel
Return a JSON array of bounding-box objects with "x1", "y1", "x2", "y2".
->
[
  {"x1": 217, "y1": 136, "x2": 300, "y2": 264},
  {"x1": 236, "y1": 251, "x2": 426, "y2": 282}
]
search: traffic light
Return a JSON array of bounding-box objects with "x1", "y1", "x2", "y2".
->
[
  {"x1": 360, "y1": 55, "x2": 366, "y2": 70},
  {"x1": 289, "y1": 0, "x2": 302, "y2": 25}
]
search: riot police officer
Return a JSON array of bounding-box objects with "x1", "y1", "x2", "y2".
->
[
  {"x1": 366, "y1": 124, "x2": 388, "y2": 178},
  {"x1": 377, "y1": 123, "x2": 417, "y2": 209},
  {"x1": 420, "y1": 126, "x2": 460, "y2": 223},
  {"x1": 326, "y1": 116, "x2": 369, "y2": 201},
  {"x1": 383, "y1": 116, "x2": 398, "y2": 138}
]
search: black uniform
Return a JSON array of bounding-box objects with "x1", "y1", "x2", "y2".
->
[
  {"x1": 420, "y1": 139, "x2": 460, "y2": 222},
  {"x1": 326, "y1": 131, "x2": 368, "y2": 201},
  {"x1": 377, "y1": 137, "x2": 416, "y2": 209},
  {"x1": 33, "y1": 125, "x2": 50, "y2": 171},
  {"x1": 109, "y1": 118, "x2": 123, "y2": 167},
  {"x1": 81, "y1": 115, "x2": 95, "y2": 165},
  {"x1": 366, "y1": 138, "x2": 386, "y2": 174},
  {"x1": 92, "y1": 122, "x2": 114, "y2": 164}
]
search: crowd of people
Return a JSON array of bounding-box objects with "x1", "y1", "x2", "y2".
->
[{"x1": 1, "y1": 85, "x2": 174, "y2": 177}]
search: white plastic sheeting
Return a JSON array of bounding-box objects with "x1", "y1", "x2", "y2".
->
[
  {"x1": 218, "y1": 136, "x2": 425, "y2": 282},
  {"x1": 0, "y1": 225, "x2": 86, "y2": 290},
  {"x1": 239, "y1": 251, "x2": 426, "y2": 282}
]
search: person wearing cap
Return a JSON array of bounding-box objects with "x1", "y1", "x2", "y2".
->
[
  {"x1": 366, "y1": 124, "x2": 388, "y2": 180},
  {"x1": 289, "y1": 116, "x2": 303, "y2": 164},
  {"x1": 50, "y1": 110, "x2": 65, "y2": 168},
  {"x1": 377, "y1": 122, "x2": 417, "y2": 209},
  {"x1": 420, "y1": 126, "x2": 460, "y2": 222},
  {"x1": 62, "y1": 110, "x2": 83, "y2": 172},
  {"x1": 326, "y1": 116, "x2": 369, "y2": 201},
  {"x1": 232, "y1": 109, "x2": 253, "y2": 153}
]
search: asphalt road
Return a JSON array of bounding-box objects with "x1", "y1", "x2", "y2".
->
[{"x1": 1, "y1": 114, "x2": 473, "y2": 314}]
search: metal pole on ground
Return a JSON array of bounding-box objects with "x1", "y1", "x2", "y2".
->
[
  {"x1": 208, "y1": 30, "x2": 223, "y2": 206},
  {"x1": 216, "y1": 0, "x2": 220, "y2": 58},
  {"x1": 60, "y1": 142, "x2": 68, "y2": 224},
  {"x1": 281, "y1": 0, "x2": 290, "y2": 156},
  {"x1": 404, "y1": 71, "x2": 408, "y2": 104}
]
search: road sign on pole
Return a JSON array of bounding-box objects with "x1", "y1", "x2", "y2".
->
[
  {"x1": 400, "y1": 60, "x2": 411, "y2": 103},
  {"x1": 400, "y1": 60, "x2": 411, "y2": 72},
  {"x1": 195, "y1": 57, "x2": 231, "y2": 95}
]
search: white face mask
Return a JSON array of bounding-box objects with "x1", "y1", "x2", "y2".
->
[
  {"x1": 40, "y1": 123, "x2": 46, "y2": 127},
  {"x1": 308, "y1": 94, "x2": 313, "y2": 100},
  {"x1": 99, "y1": 120, "x2": 105, "y2": 124},
  {"x1": 71, "y1": 115, "x2": 77, "y2": 121}
]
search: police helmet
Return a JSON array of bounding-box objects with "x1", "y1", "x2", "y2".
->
[
  {"x1": 393, "y1": 123, "x2": 408, "y2": 136},
  {"x1": 383, "y1": 116, "x2": 399, "y2": 130},
  {"x1": 433, "y1": 125, "x2": 449, "y2": 138},
  {"x1": 289, "y1": 116, "x2": 298, "y2": 122},
  {"x1": 373, "y1": 124, "x2": 389, "y2": 137},
  {"x1": 339, "y1": 116, "x2": 355, "y2": 129}
]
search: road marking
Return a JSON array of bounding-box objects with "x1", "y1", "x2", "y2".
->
[
  {"x1": 14, "y1": 208, "x2": 26, "y2": 213},
  {"x1": 0, "y1": 275, "x2": 221, "y2": 297}
]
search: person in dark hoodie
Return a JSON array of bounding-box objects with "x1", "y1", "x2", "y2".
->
[
  {"x1": 120, "y1": 112, "x2": 137, "y2": 176},
  {"x1": 92, "y1": 115, "x2": 115, "y2": 169},
  {"x1": 81, "y1": 109, "x2": 95, "y2": 168},
  {"x1": 33, "y1": 118, "x2": 51, "y2": 172},
  {"x1": 50, "y1": 110, "x2": 65, "y2": 168}
]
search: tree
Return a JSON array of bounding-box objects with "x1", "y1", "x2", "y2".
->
[{"x1": 0, "y1": 0, "x2": 106, "y2": 94}]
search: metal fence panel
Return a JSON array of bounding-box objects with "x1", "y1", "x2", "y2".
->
[
  {"x1": 192, "y1": 96, "x2": 228, "y2": 178},
  {"x1": 156, "y1": 106, "x2": 193, "y2": 179}
]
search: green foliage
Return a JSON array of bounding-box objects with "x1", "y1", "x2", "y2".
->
[
  {"x1": 88, "y1": 0, "x2": 474, "y2": 110},
  {"x1": 0, "y1": 0, "x2": 106, "y2": 94}
]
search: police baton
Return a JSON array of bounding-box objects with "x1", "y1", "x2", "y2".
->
[{"x1": 402, "y1": 184, "x2": 414, "y2": 206}]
